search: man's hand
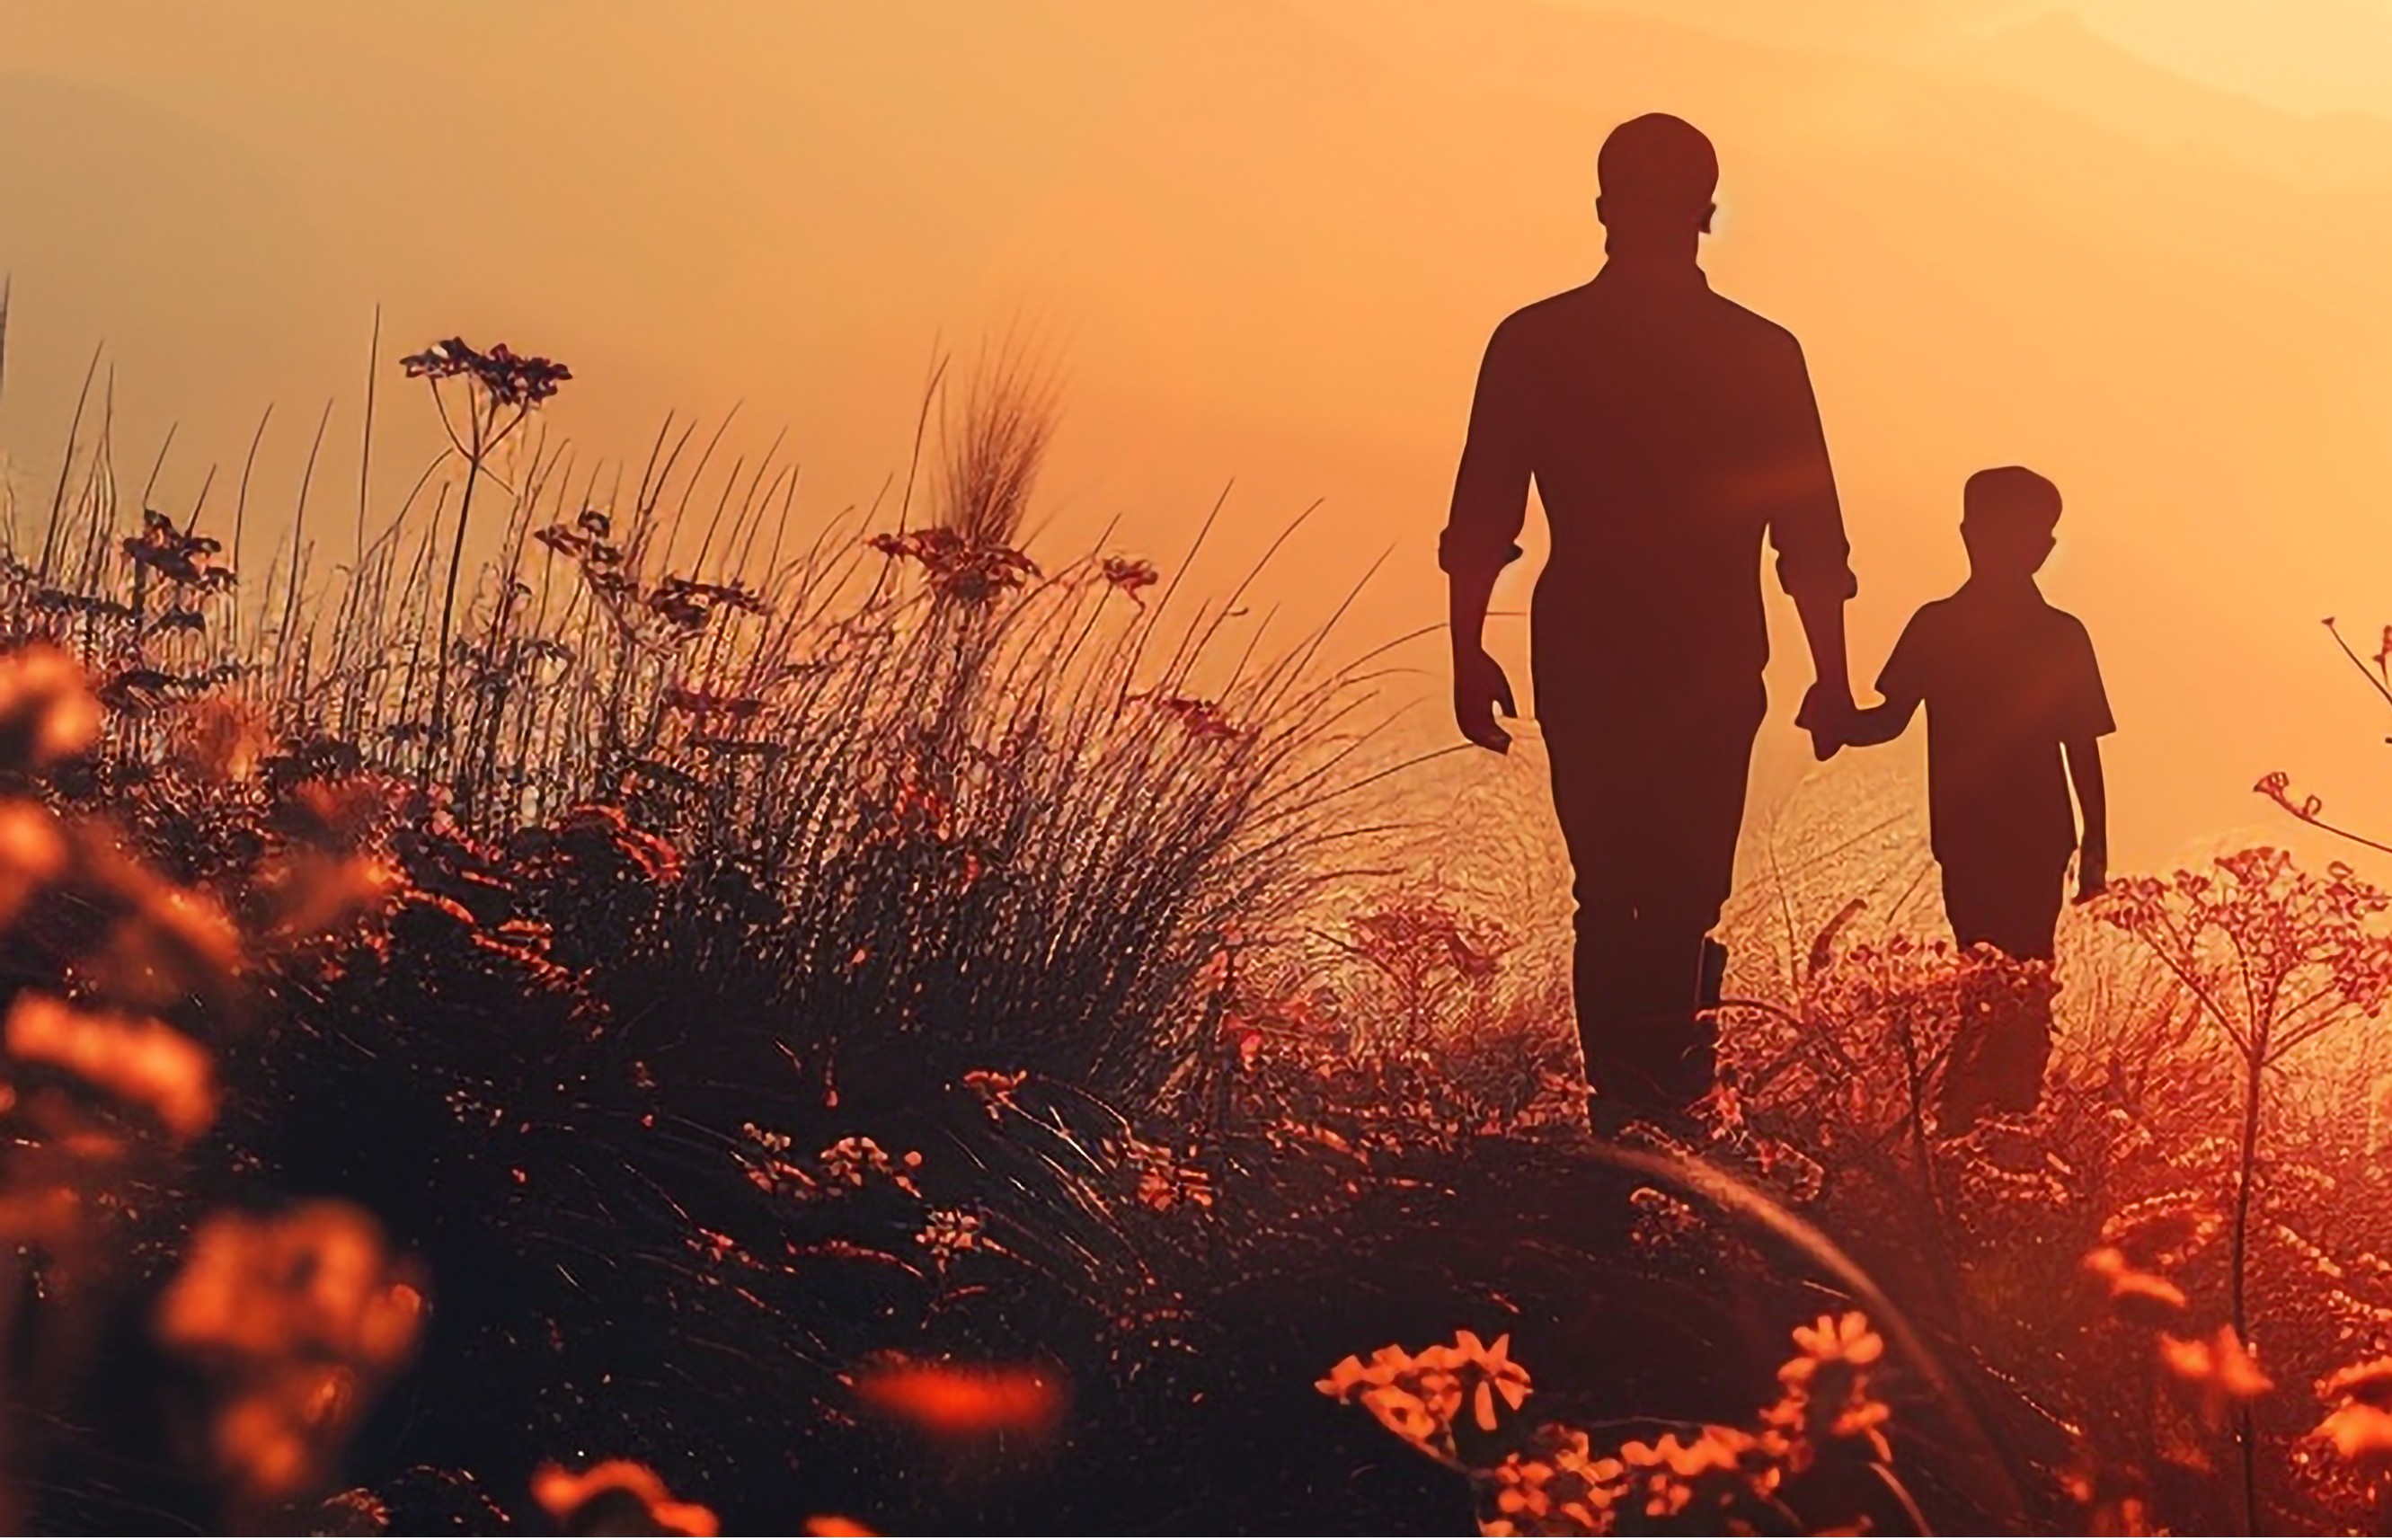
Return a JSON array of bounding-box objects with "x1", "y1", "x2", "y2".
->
[
  {"x1": 1794, "y1": 681, "x2": 1855, "y2": 763},
  {"x1": 2073, "y1": 843, "x2": 2109, "y2": 906},
  {"x1": 1453, "y1": 646, "x2": 1517, "y2": 754}
]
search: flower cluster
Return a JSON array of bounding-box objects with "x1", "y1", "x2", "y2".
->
[
  {"x1": 1484, "y1": 1428, "x2": 1619, "y2": 1536},
  {"x1": 868, "y1": 525, "x2": 1040, "y2": 604},
  {"x1": 914, "y1": 1208, "x2": 986, "y2": 1272},
  {"x1": 1762, "y1": 1311, "x2": 1893, "y2": 1466},
  {"x1": 5, "y1": 992, "x2": 217, "y2": 1142},
  {"x1": 646, "y1": 573, "x2": 767, "y2": 635},
  {"x1": 153, "y1": 1202, "x2": 427, "y2": 1508},
  {"x1": 2095, "y1": 849, "x2": 2392, "y2": 1044},
  {"x1": 122, "y1": 508, "x2": 236, "y2": 590},
  {"x1": 1325, "y1": 1315, "x2": 1900, "y2": 1537},
  {"x1": 1130, "y1": 690, "x2": 1250, "y2": 744},
  {"x1": 2317, "y1": 1358, "x2": 2392, "y2": 1465},
  {"x1": 530, "y1": 1458, "x2": 718, "y2": 1537},
  {"x1": 1098, "y1": 554, "x2": 1160, "y2": 603},
  {"x1": 739, "y1": 1126, "x2": 926, "y2": 1202},
  {"x1": 400, "y1": 336, "x2": 572, "y2": 410},
  {"x1": 961, "y1": 1066, "x2": 1026, "y2": 1119},
  {"x1": 852, "y1": 1358, "x2": 1068, "y2": 1439},
  {"x1": 0, "y1": 642, "x2": 102, "y2": 772},
  {"x1": 1315, "y1": 1330, "x2": 1531, "y2": 1463}
]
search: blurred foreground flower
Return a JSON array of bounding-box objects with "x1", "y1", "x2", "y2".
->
[
  {"x1": 853, "y1": 1358, "x2": 1068, "y2": 1440},
  {"x1": 0, "y1": 643, "x2": 102, "y2": 772},
  {"x1": 4, "y1": 991, "x2": 216, "y2": 1142},
  {"x1": 2317, "y1": 1357, "x2": 2392, "y2": 1465},
  {"x1": 531, "y1": 1459, "x2": 720, "y2": 1537},
  {"x1": 154, "y1": 1201, "x2": 427, "y2": 1509},
  {"x1": 2084, "y1": 1245, "x2": 2189, "y2": 1327},
  {"x1": 2160, "y1": 1325, "x2": 2272, "y2": 1429}
]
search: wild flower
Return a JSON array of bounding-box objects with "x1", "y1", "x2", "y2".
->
[
  {"x1": 818, "y1": 1135, "x2": 925, "y2": 1195},
  {"x1": 1130, "y1": 690, "x2": 1250, "y2": 743},
  {"x1": 914, "y1": 1208, "x2": 987, "y2": 1272},
  {"x1": 867, "y1": 526, "x2": 1040, "y2": 604},
  {"x1": 399, "y1": 337, "x2": 571, "y2": 410},
  {"x1": 1331, "y1": 1316, "x2": 1903, "y2": 1536},
  {"x1": 961, "y1": 1066, "x2": 1026, "y2": 1119},
  {"x1": 1099, "y1": 554, "x2": 1160, "y2": 603},
  {"x1": 4, "y1": 993, "x2": 216, "y2": 1143},
  {"x1": 529, "y1": 1459, "x2": 718, "y2": 1537},
  {"x1": 2084, "y1": 1245, "x2": 2190, "y2": 1326},
  {"x1": 154, "y1": 1201, "x2": 426, "y2": 1509},
  {"x1": 1316, "y1": 1330, "x2": 1532, "y2": 1463},
  {"x1": 2158, "y1": 1324, "x2": 2273, "y2": 1429},
  {"x1": 740, "y1": 1128, "x2": 926, "y2": 1204},
  {"x1": 1615, "y1": 1425, "x2": 1775, "y2": 1521},
  {"x1": 0, "y1": 800, "x2": 67, "y2": 929},
  {"x1": 1483, "y1": 1427, "x2": 1621, "y2": 1536},
  {"x1": 852, "y1": 1359, "x2": 1068, "y2": 1439},
  {"x1": 645, "y1": 573, "x2": 767, "y2": 635},
  {"x1": 0, "y1": 643, "x2": 102, "y2": 771},
  {"x1": 1765, "y1": 1311, "x2": 1894, "y2": 1466},
  {"x1": 120, "y1": 508, "x2": 235, "y2": 590}
]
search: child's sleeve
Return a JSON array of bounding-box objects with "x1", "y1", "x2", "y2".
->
[
  {"x1": 1873, "y1": 607, "x2": 1935, "y2": 708},
  {"x1": 2060, "y1": 616, "x2": 2116, "y2": 738}
]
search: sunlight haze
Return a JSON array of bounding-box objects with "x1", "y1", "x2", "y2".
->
[{"x1": 6, "y1": 0, "x2": 2392, "y2": 876}]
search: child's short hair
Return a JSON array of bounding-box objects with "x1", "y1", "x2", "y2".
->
[{"x1": 1964, "y1": 465, "x2": 2062, "y2": 534}]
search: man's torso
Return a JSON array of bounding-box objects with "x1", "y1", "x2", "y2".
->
[{"x1": 1499, "y1": 270, "x2": 1814, "y2": 710}]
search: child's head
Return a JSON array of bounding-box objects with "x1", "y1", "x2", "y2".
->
[{"x1": 1961, "y1": 465, "x2": 2061, "y2": 578}]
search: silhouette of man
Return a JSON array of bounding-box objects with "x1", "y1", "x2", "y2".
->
[{"x1": 1441, "y1": 114, "x2": 1859, "y2": 1129}]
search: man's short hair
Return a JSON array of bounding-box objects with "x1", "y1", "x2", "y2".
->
[
  {"x1": 1598, "y1": 114, "x2": 1718, "y2": 221},
  {"x1": 1963, "y1": 465, "x2": 2063, "y2": 533}
]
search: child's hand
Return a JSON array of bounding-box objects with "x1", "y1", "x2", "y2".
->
[
  {"x1": 2073, "y1": 845, "x2": 2108, "y2": 905},
  {"x1": 1794, "y1": 683, "x2": 1849, "y2": 762}
]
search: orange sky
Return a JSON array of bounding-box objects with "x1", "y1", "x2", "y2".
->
[{"x1": 8, "y1": 0, "x2": 2392, "y2": 878}]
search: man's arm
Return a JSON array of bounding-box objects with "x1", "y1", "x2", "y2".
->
[
  {"x1": 1763, "y1": 335, "x2": 1860, "y2": 731},
  {"x1": 1442, "y1": 321, "x2": 1531, "y2": 753},
  {"x1": 2067, "y1": 735, "x2": 2108, "y2": 901}
]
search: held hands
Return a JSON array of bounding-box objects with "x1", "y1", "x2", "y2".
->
[
  {"x1": 1453, "y1": 646, "x2": 1516, "y2": 754},
  {"x1": 1794, "y1": 681, "x2": 1857, "y2": 762}
]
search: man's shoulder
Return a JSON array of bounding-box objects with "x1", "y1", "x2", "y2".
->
[
  {"x1": 1489, "y1": 286, "x2": 1594, "y2": 343},
  {"x1": 2037, "y1": 597, "x2": 2093, "y2": 634},
  {"x1": 1707, "y1": 290, "x2": 1803, "y2": 350}
]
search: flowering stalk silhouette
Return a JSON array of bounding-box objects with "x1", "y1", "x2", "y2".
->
[
  {"x1": 398, "y1": 338, "x2": 571, "y2": 783},
  {"x1": 2095, "y1": 849, "x2": 2392, "y2": 1528}
]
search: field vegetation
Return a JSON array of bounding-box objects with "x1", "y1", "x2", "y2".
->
[{"x1": 0, "y1": 325, "x2": 2388, "y2": 1535}]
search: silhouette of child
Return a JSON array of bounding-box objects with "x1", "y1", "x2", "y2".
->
[{"x1": 1802, "y1": 465, "x2": 2113, "y2": 1127}]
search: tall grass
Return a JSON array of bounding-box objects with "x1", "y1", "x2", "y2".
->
[{"x1": 4, "y1": 332, "x2": 1402, "y2": 1117}]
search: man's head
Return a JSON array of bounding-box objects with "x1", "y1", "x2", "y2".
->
[
  {"x1": 1961, "y1": 465, "x2": 2062, "y2": 578},
  {"x1": 1597, "y1": 114, "x2": 1718, "y2": 246}
]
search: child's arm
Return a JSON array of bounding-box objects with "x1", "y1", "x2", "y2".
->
[
  {"x1": 1824, "y1": 686, "x2": 1920, "y2": 748},
  {"x1": 2067, "y1": 734, "x2": 2108, "y2": 902}
]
